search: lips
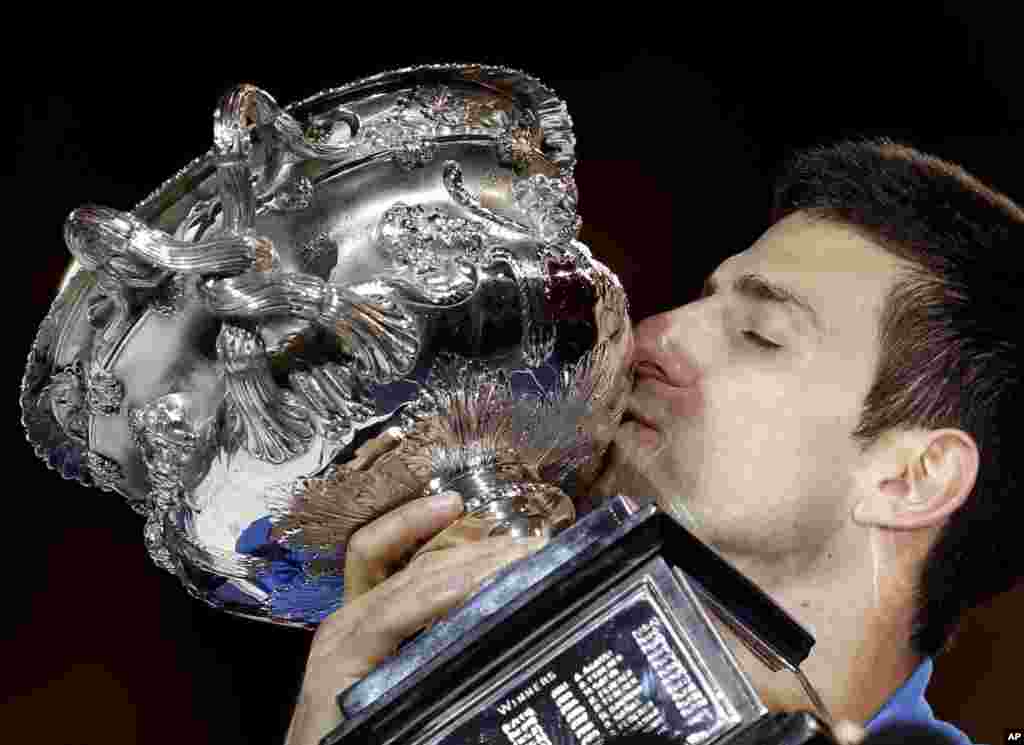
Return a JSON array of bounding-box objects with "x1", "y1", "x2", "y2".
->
[
  {"x1": 631, "y1": 375, "x2": 703, "y2": 420},
  {"x1": 625, "y1": 345, "x2": 704, "y2": 427},
  {"x1": 634, "y1": 360, "x2": 673, "y2": 386}
]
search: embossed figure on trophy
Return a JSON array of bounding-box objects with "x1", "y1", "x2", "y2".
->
[
  {"x1": 129, "y1": 392, "x2": 222, "y2": 573},
  {"x1": 42, "y1": 361, "x2": 90, "y2": 448}
]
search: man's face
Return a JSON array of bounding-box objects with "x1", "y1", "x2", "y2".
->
[{"x1": 596, "y1": 211, "x2": 907, "y2": 564}]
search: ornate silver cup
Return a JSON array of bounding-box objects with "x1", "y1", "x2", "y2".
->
[{"x1": 21, "y1": 64, "x2": 633, "y2": 628}]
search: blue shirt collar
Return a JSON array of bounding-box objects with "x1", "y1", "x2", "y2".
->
[
  {"x1": 865, "y1": 657, "x2": 936, "y2": 732},
  {"x1": 865, "y1": 658, "x2": 973, "y2": 743}
]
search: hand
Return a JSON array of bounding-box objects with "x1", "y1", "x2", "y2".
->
[{"x1": 284, "y1": 491, "x2": 548, "y2": 745}]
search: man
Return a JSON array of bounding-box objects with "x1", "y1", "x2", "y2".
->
[{"x1": 284, "y1": 139, "x2": 1021, "y2": 745}]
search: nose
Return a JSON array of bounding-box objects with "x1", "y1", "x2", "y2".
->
[{"x1": 631, "y1": 309, "x2": 702, "y2": 388}]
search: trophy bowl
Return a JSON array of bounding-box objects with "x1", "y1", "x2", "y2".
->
[{"x1": 21, "y1": 63, "x2": 633, "y2": 628}]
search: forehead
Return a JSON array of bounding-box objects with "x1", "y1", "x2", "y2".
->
[{"x1": 718, "y1": 212, "x2": 906, "y2": 334}]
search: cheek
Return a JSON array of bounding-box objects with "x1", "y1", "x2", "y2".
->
[
  {"x1": 707, "y1": 372, "x2": 860, "y2": 492},
  {"x1": 699, "y1": 371, "x2": 851, "y2": 493},
  {"x1": 703, "y1": 369, "x2": 791, "y2": 434}
]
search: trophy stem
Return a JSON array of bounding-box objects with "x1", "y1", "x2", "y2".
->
[{"x1": 412, "y1": 467, "x2": 575, "y2": 559}]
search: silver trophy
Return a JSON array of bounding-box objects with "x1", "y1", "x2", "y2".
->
[
  {"x1": 23, "y1": 64, "x2": 834, "y2": 744},
  {"x1": 22, "y1": 63, "x2": 633, "y2": 626}
]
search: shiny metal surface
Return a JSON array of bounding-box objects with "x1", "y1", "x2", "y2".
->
[{"x1": 21, "y1": 64, "x2": 632, "y2": 627}]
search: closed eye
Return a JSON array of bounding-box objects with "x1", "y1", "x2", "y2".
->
[{"x1": 743, "y1": 330, "x2": 783, "y2": 350}]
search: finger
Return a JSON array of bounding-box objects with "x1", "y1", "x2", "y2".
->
[
  {"x1": 344, "y1": 490, "x2": 464, "y2": 598},
  {"x1": 321, "y1": 535, "x2": 546, "y2": 646},
  {"x1": 371, "y1": 535, "x2": 548, "y2": 640},
  {"x1": 405, "y1": 532, "x2": 548, "y2": 571},
  {"x1": 311, "y1": 536, "x2": 546, "y2": 690}
]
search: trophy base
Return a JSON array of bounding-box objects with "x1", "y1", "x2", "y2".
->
[
  {"x1": 325, "y1": 495, "x2": 822, "y2": 744},
  {"x1": 362, "y1": 555, "x2": 763, "y2": 744}
]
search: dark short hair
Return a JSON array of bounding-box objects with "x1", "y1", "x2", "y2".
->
[{"x1": 770, "y1": 138, "x2": 1022, "y2": 657}]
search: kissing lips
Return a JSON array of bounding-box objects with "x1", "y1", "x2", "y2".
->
[{"x1": 633, "y1": 375, "x2": 703, "y2": 419}]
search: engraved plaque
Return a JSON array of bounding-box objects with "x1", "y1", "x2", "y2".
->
[{"x1": 404, "y1": 557, "x2": 760, "y2": 745}]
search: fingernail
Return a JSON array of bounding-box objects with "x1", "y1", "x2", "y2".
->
[{"x1": 429, "y1": 490, "x2": 463, "y2": 511}]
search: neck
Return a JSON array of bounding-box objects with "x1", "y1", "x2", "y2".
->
[{"x1": 709, "y1": 536, "x2": 923, "y2": 725}]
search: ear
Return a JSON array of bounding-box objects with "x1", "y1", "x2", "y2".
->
[{"x1": 853, "y1": 428, "x2": 979, "y2": 530}]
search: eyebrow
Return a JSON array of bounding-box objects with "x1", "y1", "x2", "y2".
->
[{"x1": 703, "y1": 272, "x2": 823, "y2": 332}]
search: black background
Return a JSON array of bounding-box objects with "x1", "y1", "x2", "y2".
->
[{"x1": 11, "y1": 7, "x2": 1022, "y2": 745}]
